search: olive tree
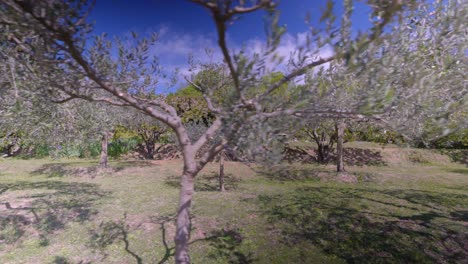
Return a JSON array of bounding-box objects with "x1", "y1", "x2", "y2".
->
[
  {"x1": 4, "y1": 0, "x2": 465, "y2": 263},
  {"x1": 326, "y1": 0, "x2": 467, "y2": 145},
  {"x1": 123, "y1": 109, "x2": 169, "y2": 159},
  {"x1": 297, "y1": 0, "x2": 466, "y2": 170},
  {"x1": 0, "y1": 34, "x2": 50, "y2": 155},
  {"x1": 0, "y1": 10, "x2": 123, "y2": 162},
  {"x1": 301, "y1": 121, "x2": 335, "y2": 160}
]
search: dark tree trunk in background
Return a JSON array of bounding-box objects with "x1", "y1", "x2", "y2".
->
[
  {"x1": 336, "y1": 121, "x2": 346, "y2": 172},
  {"x1": 137, "y1": 127, "x2": 167, "y2": 160},
  {"x1": 219, "y1": 150, "x2": 225, "y2": 192},
  {"x1": 316, "y1": 139, "x2": 333, "y2": 163},
  {"x1": 308, "y1": 129, "x2": 336, "y2": 163},
  {"x1": 99, "y1": 131, "x2": 109, "y2": 168},
  {"x1": 144, "y1": 140, "x2": 156, "y2": 159}
]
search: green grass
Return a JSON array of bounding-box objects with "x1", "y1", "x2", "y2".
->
[{"x1": 0, "y1": 155, "x2": 467, "y2": 263}]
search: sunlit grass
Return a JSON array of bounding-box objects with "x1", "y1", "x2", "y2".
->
[{"x1": 0, "y1": 153, "x2": 466, "y2": 263}]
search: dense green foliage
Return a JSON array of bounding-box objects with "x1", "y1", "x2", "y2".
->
[
  {"x1": 167, "y1": 85, "x2": 214, "y2": 125},
  {"x1": 430, "y1": 129, "x2": 468, "y2": 149}
]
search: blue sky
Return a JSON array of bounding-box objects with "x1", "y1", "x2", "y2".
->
[
  {"x1": 90, "y1": 0, "x2": 372, "y2": 39},
  {"x1": 89, "y1": 0, "x2": 374, "y2": 89}
]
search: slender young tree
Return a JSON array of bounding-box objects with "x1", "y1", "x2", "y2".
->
[
  {"x1": 335, "y1": 120, "x2": 346, "y2": 172},
  {"x1": 218, "y1": 148, "x2": 226, "y2": 192},
  {"x1": 99, "y1": 131, "x2": 110, "y2": 167}
]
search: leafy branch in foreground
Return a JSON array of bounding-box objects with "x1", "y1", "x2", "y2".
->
[{"x1": 1, "y1": 0, "x2": 465, "y2": 263}]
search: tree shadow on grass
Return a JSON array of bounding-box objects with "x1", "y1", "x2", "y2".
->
[
  {"x1": 445, "y1": 168, "x2": 468, "y2": 175},
  {"x1": 30, "y1": 162, "x2": 137, "y2": 178},
  {"x1": 255, "y1": 165, "x2": 377, "y2": 183},
  {"x1": 206, "y1": 228, "x2": 255, "y2": 264},
  {"x1": 30, "y1": 163, "x2": 96, "y2": 178},
  {"x1": 437, "y1": 149, "x2": 468, "y2": 165},
  {"x1": 163, "y1": 175, "x2": 181, "y2": 189},
  {"x1": 0, "y1": 181, "x2": 108, "y2": 245},
  {"x1": 30, "y1": 160, "x2": 157, "y2": 179},
  {"x1": 282, "y1": 147, "x2": 315, "y2": 163},
  {"x1": 258, "y1": 186, "x2": 468, "y2": 263},
  {"x1": 52, "y1": 256, "x2": 70, "y2": 264},
  {"x1": 282, "y1": 147, "x2": 386, "y2": 166},
  {"x1": 89, "y1": 213, "x2": 143, "y2": 264},
  {"x1": 151, "y1": 214, "x2": 254, "y2": 264},
  {"x1": 112, "y1": 160, "x2": 158, "y2": 170},
  {"x1": 164, "y1": 172, "x2": 240, "y2": 192},
  {"x1": 254, "y1": 165, "x2": 325, "y2": 181},
  {"x1": 89, "y1": 213, "x2": 253, "y2": 263},
  {"x1": 195, "y1": 172, "x2": 240, "y2": 192},
  {"x1": 342, "y1": 148, "x2": 386, "y2": 166}
]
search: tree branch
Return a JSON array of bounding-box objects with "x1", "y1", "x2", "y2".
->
[
  {"x1": 256, "y1": 1, "x2": 403, "y2": 103},
  {"x1": 49, "y1": 95, "x2": 77, "y2": 104},
  {"x1": 190, "y1": 0, "x2": 274, "y2": 104},
  {"x1": 196, "y1": 140, "x2": 226, "y2": 172},
  {"x1": 258, "y1": 55, "x2": 335, "y2": 101},
  {"x1": 10, "y1": 1, "x2": 194, "y2": 149},
  {"x1": 74, "y1": 0, "x2": 96, "y2": 27},
  {"x1": 184, "y1": 77, "x2": 222, "y2": 114},
  {"x1": 192, "y1": 117, "x2": 222, "y2": 152}
]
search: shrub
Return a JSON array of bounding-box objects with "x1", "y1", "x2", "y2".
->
[
  {"x1": 108, "y1": 137, "x2": 140, "y2": 158},
  {"x1": 33, "y1": 143, "x2": 51, "y2": 158},
  {"x1": 430, "y1": 130, "x2": 468, "y2": 149}
]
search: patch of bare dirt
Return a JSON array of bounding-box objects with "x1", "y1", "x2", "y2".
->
[{"x1": 191, "y1": 217, "x2": 222, "y2": 241}]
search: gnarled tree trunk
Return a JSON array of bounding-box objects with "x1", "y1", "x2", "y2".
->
[
  {"x1": 335, "y1": 120, "x2": 346, "y2": 172},
  {"x1": 144, "y1": 140, "x2": 156, "y2": 159},
  {"x1": 137, "y1": 126, "x2": 167, "y2": 160},
  {"x1": 307, "y1": 129, "x2": 336, "y2": 163}
]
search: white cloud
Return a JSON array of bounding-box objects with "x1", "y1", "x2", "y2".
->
[
  {"x1": 144, "y1": 26, "x2": 335, "y2": 90},
  {"x1": 243, "y1": 32, "x2": 334, "y2": 77},
  {"x1": 146, "y1": 27, "x2": 222, "y2": 91}
]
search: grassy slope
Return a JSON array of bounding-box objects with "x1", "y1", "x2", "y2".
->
[{"x1": 0, "y1": 147, "x2": 467, "y2": 263}]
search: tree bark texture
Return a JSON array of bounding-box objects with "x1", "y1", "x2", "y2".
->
[
  {"x1": 219, "y1": 150, "x2": 225, "y2": 192},
  {"x1": 174, "y1": 140, "x2": 224, "y2": 263},
  {"x1": 174, "y1": 170, "x2": 195, "y2": 264},
  {"x1": 99, "y1": 131, "x2": 109, "y2": 168},
  {"x1": 336, "y1": 121, "x2": 346, "y2": 172}
]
